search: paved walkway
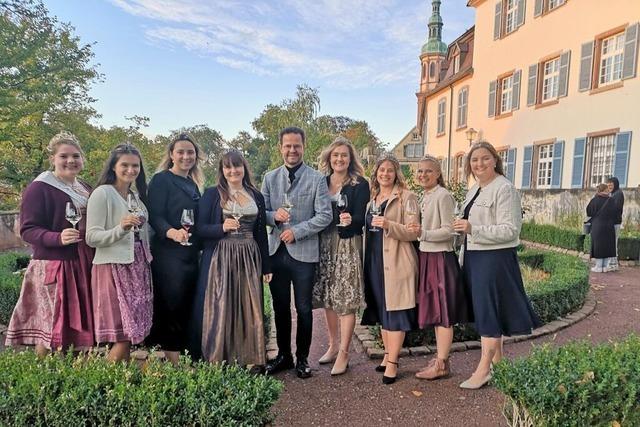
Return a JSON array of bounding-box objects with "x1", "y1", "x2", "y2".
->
[{"x1": 270, "y1": 267, "x2": 640, "y2": 426}]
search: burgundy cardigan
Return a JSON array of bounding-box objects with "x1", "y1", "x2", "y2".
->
[{"x1": 20, "y1": 180, "x2": 90, "y2": 260}]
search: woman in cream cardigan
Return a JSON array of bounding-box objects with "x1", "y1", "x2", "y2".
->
[
  {"x1": 361, "y1": 155, "x2": 419, "y2": 385},
  {"x1": 407, "y1": 156, "x2": 472, "y2": 380},
  {"x1": 453, "y1": 141, "x2": 541, "y2": 389},
  {"x1": 86, "y1": 144, "x2": 153, "y2": 362}
]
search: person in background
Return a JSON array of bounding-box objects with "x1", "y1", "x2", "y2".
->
[
  {"x1": 606, "y1": 177, "x2": 624, "y2": 271},
  {"x1": 312, "y1": 137, "x2": 369, "y2": 376},
  {"x1": 361, "y1": 155, "x2": 419, "y2": 385},
  {"x1": 147, "y1": 133, "x2": 203, "y2": 363},
  {"x1": 86, "y1": 144, "x2": 153, "y2": 362},
  {"x1": 587, "y1": 183, "x2": 617, "y2": 273},
  {"x1": 5, "y1": 132, "x2": 95, "y2": 355},
  {"x1": 407, "y1": 156, "x2": 472, "y2": 381},
  {"x1": 191, "y1": 150, "x2": 271, "y2": 369},
  {"x1": 453, "y1": 141, "x2": 541, "y2": 389}
]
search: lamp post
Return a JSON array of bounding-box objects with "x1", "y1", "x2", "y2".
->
[{"x1": 465, "y1": 127, "x2": 477, "y2": 146}]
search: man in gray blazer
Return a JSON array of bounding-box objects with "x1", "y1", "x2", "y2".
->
[{"x1": 261, "y1": 126, "x2": 332, "y2": 378}]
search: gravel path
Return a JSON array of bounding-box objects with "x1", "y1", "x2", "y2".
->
[{"x1": 270, "y1": 267, "x2": 640, "y2": 426}]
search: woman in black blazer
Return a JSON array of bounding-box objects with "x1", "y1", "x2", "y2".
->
[
  {"x1": 190, "y1": 150, "x2": 271, "y2": 367},
  {"x1": 147, "y1": 134, "x2": 203, "y2": 363},
  {"x1": 312, "y1": 137, "x2": 369, "y2": 375}
]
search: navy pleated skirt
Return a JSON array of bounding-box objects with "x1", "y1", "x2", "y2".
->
[{"x1": 463, "y1": 247, "x2": 542, "y2": 337}]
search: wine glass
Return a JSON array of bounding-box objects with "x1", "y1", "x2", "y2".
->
[
  {"x1": 281, "y1": 193, "x2": 294, "y2": 224},
  {"x1": 65, "y1": 202, "x2": 81, "y2": 229},
  {"x1": 231, "y1": 201, "x2": 243, "y2": 235},
  {"x1": 451, "y1": 202, "x2": 464, "y2": 236},
  {"x1": 127, "y1": 193, "x2": 142, "y2": 232},
  {"x1": 180, "y1": 209, "x2": 194, "y2": 246},
  {"x1": 405, "y1": 199, "x2": 420, "y2": 227},
  {"x1": 336, "y1": 194, "x2": 348, "y2": 227},
  {"x1": 369, "y1": 200, "x2": 381, "y2": 232}
]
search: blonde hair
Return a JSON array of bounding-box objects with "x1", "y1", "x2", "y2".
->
[
  {"x1": 47, "y1": 131, "x2": 85, "y2": 168},
  {"x1": 370, "y1": 155, "x2": 407, "y2": 199},
  {"x1": 419, "y1": 155, "x2": 445, "y2": 187},
  {"x1": 156, "y1": 133, "x2": 205, "y2": 188},
  {"x1": 464, "y1": 141, "x2": 504, "y2": 181},
  {"x1": 317, "y1": 136, "x2": 365, "y2": 186}
]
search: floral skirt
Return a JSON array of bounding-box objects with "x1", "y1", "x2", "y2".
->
[{"x1": 312, "y1": 227, "x2": 364, "y2": 315}]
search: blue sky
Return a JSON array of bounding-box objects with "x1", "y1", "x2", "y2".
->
[{"x1": 44, "y1": 0, "x2": 475, "y2": 147}]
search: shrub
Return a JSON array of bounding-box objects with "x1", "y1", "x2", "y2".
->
[
  {"x1": 0, "y1": 350, "x2": 283, "y2": 426},
  {"x1": 0, "y1": 252, "x2": 30, "y2": 325},
  {"x1": 520, "y1": 222, "x2": 585, "y2": 252},
  {"x1": 493, "y1": 334, "x2": 640, "y2": 427}
]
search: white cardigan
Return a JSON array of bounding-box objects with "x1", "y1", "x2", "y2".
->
[
  {"x1": 463, "y1": 174, "x2": 522, "y2": 251},
  {"x1": 418, "y1": 185, "x2": 455, "y2": 253},
  {"x1": 86, "y1": 185, "x2": 151, "y2": 265}
]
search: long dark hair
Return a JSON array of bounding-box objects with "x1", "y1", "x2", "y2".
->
[
  {"x1": 95, "y1": 143, "x2": 148, "y2": 206},
  {"x1": 217, "y1": 150, "x2": 258, "y2": 207},
  {"x1": 607, "y1": 176, "x2": 620, "y2": 192}
]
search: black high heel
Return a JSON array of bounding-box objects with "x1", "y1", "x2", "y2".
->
[
  {"x1": 375, "y1": 353, "x2": 388, "y2": 372},
  {"x1": 382, "y1": 360, "x2": 399, "y2": 385}
]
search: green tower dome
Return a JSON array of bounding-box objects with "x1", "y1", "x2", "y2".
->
[{"x1": 421, "y1": 0, "x2": 447, "y2": 55}]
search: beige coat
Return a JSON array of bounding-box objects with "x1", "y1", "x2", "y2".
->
[
  {"x1": 418, "y1": 185, "x2": 456, "y2": 253},
  {"x1": 366, "y1": 186, "x2": 419, "y2": 311}
]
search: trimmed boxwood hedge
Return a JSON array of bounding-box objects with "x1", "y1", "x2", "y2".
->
[
  {"x1": 0, "y1": 350, "x2": 283, "y2": 426},
  {"x1": 401, "y1": 249, "x2": 589, "y2": 346},
  {"x1": 493, "y1": 334, "x2": 640, "y2": 427},
  {"x1": 0, "y1": 251, "x2": 30, "y2": 325}
]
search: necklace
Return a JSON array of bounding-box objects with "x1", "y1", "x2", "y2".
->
[{"x1": 52, "y1": 172, "x2": 85, "y2": 195}]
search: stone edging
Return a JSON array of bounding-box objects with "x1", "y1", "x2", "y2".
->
[
  {"x1": 521, "y1": 239, "x2": 639, "y2": 267},
  {"x1": 353, "y1": 293, "x2": 597, "y2": 360}
]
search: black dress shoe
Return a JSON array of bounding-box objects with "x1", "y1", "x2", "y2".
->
[
  {"x1": 382, "y1": 360, "x2": 398, "y2": 385},
  {"x1": 295, "y1": 358, "x2": 312, "y2": 379},
  {"x1": 265, "y1": 354, "x2": 294, "y2": 375}
]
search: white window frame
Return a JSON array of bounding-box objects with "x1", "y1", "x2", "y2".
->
[
  {"x1": 505, "y1": 0, "x2": 518, "y2": 35},
  {"x1": 589, "y1": 134, "x2": 616, "y2": 187},
  {"x1": 452, "y1": 55, "x2": 460, "y2": 74},
  {"x1": 500, "y1": 75, "x2": 514, "y2": 114},
  {"x1": 437, "y1": 98, "x2": 446, "y2": 134},
  {"x1": 536, "y1": 144, "x2": 554, "y2": 189},
  {"x1": 498, "y1": 149, "x2": 509, "y2": 167},
  {"x1": 457, "y1": 87, "x2": 468, "y2": 128},
  {"x1": 548, "y1": 0, "x2": 565, "y2": 11},
  {"x1": 542, "y1": 57, "x2": 560, "y2": 102},
  {"x1": 599, "y1": 33, "x2": 625, "y2": 86}
]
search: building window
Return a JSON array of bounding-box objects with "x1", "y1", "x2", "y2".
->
[
  {"x1": 500, "y1": 74, "x2": 514, "y2": 114},
  {"x1": 535, "y1": 144, "x2": 554, "y2": 189},
  {"x1": 535, "y1": 0, "x2": 566, "y2": 16},
  {"x1": 457, "y1": 87, "x2": 468, "y2": 128},
  {"x1": 412, "y1": 132, "x2": 420, "y2": 141},
  {"x1": 403, "y1": 143, "x2": 424, "y2": 159},
  {"x1": 548, "y1": 0, "x2": 565, "y2": 10},
  {"x1": 429, "y1": 62, "x2": 436, "y2": 78},
  {"x1": 589, "y1": 134, "x2": 615, "y2": 187},
  {"x1": 452, "y1": 54, "x2": 460, "y2": 74},
  {"x1": 495, "y1": 0, "x2": 525, "y2": 40},
  {"x1": 599, "y1": 33, "x2": 625, "y2": 86},
  {"x1": 498, "y1": 149, "x2": 509, "y2": 167},
  {"x1": 504, "y1": 0, "x2": 518, "y2": 34},
  {"x1": 541, "y1": 57, "x2": 560, "y2": 101},
  {"x1": 437, "y1": 98, "x2": 446, "y2": 135},
  {"x1": 453, "y1": 154, "x2": 465, "y2": 183}
]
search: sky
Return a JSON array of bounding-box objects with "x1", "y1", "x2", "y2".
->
[{"x1": 44, "y1": 0, "x2": 475, "y2": 147}]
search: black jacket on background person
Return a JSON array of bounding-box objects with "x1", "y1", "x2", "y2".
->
[{"x1": 325, "y1": 175, "x2": 370, "y2": 239}]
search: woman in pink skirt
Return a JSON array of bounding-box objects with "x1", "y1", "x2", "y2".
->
[
  {"x1": 5, "y1": 132, "x2": 95, "y2": 355},
  {"x1": 86, "y1": 144, "x2": 153, "y2": 362},
  {"x1": 407, "y1": 156, "x2": 472, "y2": 380}
]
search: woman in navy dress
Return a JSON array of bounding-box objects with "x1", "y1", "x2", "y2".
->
[
  {"x1": 147, "y1": 133, "x2": 203, "y2": 363},
  {"x1": 453, "y1": 141, "x2": 541, "y2": 389}
]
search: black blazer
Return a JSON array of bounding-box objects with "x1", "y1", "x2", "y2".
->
[
  {"x1": 196, "y1": 185, "x2": 271, "y2": 274},
  {"x1": 326, "y1": 175, "x2": 370, "y2": 239},
  {"x1": 148, "y1": 170, "x2": 201, "y2": 249}
]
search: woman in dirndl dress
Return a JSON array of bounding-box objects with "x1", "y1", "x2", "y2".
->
[
  {"x1": 312, "y1": 137, "x2": 369, "y2": 375},
  {"x1": 5, "y1": 132, "x2": 94, "y2": 355},
  {"x1": 86, "y1": 144, "x2": 153, "y2": 362},
  {"x1": 191, "y1": 150, "x2": 272, "y2": 368},
  {"x1": 407, "y1": 156, "x2": 472, "y2": 380}
]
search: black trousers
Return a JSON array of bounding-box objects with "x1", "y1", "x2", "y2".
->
[{"x1": 269, "y1": 244, "x2": 316, "y2": 360}]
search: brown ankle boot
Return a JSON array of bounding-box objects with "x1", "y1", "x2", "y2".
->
[{"x1": 415, "y1": 358, "x2": 450, "y2": 380}]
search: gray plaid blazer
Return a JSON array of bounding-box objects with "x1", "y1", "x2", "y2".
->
[{"x1": 261, "y1": 163, "x2": 332, "y2": 263}]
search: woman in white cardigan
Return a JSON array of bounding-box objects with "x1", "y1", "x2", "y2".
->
[
  {"x1": 407, "y1": 156, "x2": 472, "y2": 381},
  {"x1": 453, "y1": 142, "x2": 541, "y2": 389},
  {"x1": 86, "y1": 144, "x2": 153, "y2": 362}
]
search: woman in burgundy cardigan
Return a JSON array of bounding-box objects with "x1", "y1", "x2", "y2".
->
[{"x1": 5, "y1": 132, "x2": 95, "y2": 355}]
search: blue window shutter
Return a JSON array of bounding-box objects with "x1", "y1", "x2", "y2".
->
[
  {"x1": 579, "y1": 41, "x2": 594, "y2": 92},
  {"x1": 622, "y1": 23, "x2": 639, "y2": 80},
  {"x1": 551, "y1": 140, "x2": 564, "y2": 188},
  {"x1": 506, "y1": 148, "x2": 517, "y2": 183},
  {"x1": 512, "y1": 69, "x2": 522, "y2": 110},
  {"x1": 558, "y1": 51, "x2": 571, "y2": 97},
  {"x1": 522, "y1": 145, "x2": 533, "y2": 189},
  {"x1": 516, "y1": 0, "x2": 526, "y2": 28},
  {"x1": 571, "y1": 137, "x2": 586, "y2": 188},
  {"x1": 613, "y1": 131, "x2": 632, "y2": 187},
  {"x1": 488, "y1": 80, "x2": 497, "y2": 117}
]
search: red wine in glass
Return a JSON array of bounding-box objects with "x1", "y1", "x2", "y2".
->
[
  {"x1": 336, "y1": 194, "x2": 348, "y2": 227},
  {"x1": 180, "y1": 209, "x2": 194, "y2": 246}
]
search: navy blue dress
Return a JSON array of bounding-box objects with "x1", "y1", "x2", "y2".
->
[
  {"x1": 361, "y1": 200, "x2": 415, "y2": 332},
  {"x1": 462, "y1": 189, "x2": 541, "y2": 337}
]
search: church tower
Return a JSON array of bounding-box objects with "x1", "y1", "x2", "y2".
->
[{"x1": 419, "y1": 0, "x2": 448, "y2": 92}]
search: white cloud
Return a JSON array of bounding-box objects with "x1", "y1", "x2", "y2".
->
[{"x1": 108, "y1": 0, "x2": 474, "y2": 89}]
